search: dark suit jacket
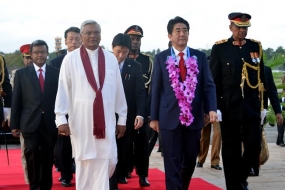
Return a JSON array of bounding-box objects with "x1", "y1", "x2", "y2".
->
[
  {"x1": 264, "y1": 66, "x2": 281, "y2": 113},
  {"x1": 210, "y1": 37, "x2": 266, "y2": 120},
  {"x1": 121, "y1": 58, "x2": 146, "y2": 127},
  {"x1": 48, "y1": 53, "x2": 67, "y2": 69},
  {"x1": 10, "y1": 64, "x2": 59, "y2": 134},
  {"x1": 150, "y1": 47, "x2": 216, "y2": 130}
]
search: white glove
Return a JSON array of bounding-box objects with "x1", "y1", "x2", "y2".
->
[
  {"x1": 3, "y1": 107, "x2": 11, "y2": 121},
  {"x1": 217, "y1": 109, "x2": 222, "y2": 122},
  {"x1": 260, "y1": 109, "x2": 267, "y2": 125}
]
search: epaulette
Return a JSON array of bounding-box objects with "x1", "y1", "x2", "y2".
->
[
  {"x1": 215, "y1": 39, "x2": 228, "y2": 45},
  {"x1": 249, "y1": 39, "x2": 263, "y2": 58},
  {"x1": 249, "y1": 39, "x2": 261, "y2": 44}
]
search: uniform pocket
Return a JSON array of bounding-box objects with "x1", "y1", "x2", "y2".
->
[{"x1": 222, "y1": 60, "x2": 235, "y2": 75}]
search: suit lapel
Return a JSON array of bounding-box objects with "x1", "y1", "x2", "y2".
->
[
  {"x1": 121, "y1": 59, "x2": 132, "y2": 82},
  {"x1": 27, "y1": 65, "x2": 42, "y2": 93},
  {"x1": 43, "y1": 65, "x2": 52, "y2": 96}
]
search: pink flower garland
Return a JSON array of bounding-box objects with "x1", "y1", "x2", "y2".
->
[{"x1": 166, "y1": 55, "x2": 199, "y2": 126}]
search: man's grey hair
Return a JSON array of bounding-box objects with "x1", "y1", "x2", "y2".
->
[{"x1": 80, "y1": 20, "x2": 101, "y2": 33}]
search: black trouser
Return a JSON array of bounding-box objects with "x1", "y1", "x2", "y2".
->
[
  {"x1": 148, "y1": 127, "x2": 158, "y2": 156},
  {"x1": 276, "y1": 123, "x2": 284, "y2": 145},
  {"x1": 55, "y1": 135, "x2": 73, "y2": 181},
  {"x1": 221, "y1": 118, "x2": 261, "y2": 190},
  {"x1": 23, "y1": 116, "x2": 57, "y2": 190},
  {"x1": 160, "y1": 126, "x2": 201, "y2": 190},
  {"x1": 127, "y1": 122, "x2": 149, "y2": 176}
]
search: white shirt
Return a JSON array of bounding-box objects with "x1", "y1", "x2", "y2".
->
[
  {"x1": 172, "y1": 47, "x2": 188, "y2": 63},
  {"x1": 33, "y1": 63, "x2": 46, "y2": 79}
]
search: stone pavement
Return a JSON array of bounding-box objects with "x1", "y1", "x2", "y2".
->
[{"x1": 149, "y1": 124, "x2": 285, "y2": 190}]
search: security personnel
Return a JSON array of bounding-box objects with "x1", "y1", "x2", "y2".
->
[
  {"x1": 124, "y1": 25, "x2": 150, "y2": 186},
  {"x1": 209, "y1": 12, "x2": 283, "y2": 190}
]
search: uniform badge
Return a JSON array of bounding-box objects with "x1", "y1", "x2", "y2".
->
[
  {"x1": 241, "y1": 15, "x2": 247, "y2": 22},
  {"x1": 250, "y1": 52, "x2": 260, "y2": 64}
]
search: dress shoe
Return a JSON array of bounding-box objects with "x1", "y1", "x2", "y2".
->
[
  {"x1": 196, "y1": 162, "x2": 203, "y2": 168},
  {"x1": 58, "y1": 177, "x2": 62, "y2": 182},
  {"x1": 61, "y1": 180, "x2": 72, "y2": 187},
  {"x1": 211, "y1": 165, "x2": 222, "y2": 170},
  {"x1": 279, "y1": 143, "x2": 285, "y2": 147},
  {"x1": 139, "y1": 176, "x2": 150, "y2": 187},
  {"x1": 118, "y1": 177, "x2": 128, "y2": 184}
]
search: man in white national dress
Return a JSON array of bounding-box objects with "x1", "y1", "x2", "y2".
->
[{"x1": 54, "y1": 20, "x2": 128, "y2": 190}]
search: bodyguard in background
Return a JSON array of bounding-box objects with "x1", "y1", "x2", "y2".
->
[
  {"x1": 10, "y1": 40, "x2": 59, "y2": 190},
  {"x1": 109, "y1": 33, "x2": 146, "y2": 189}
]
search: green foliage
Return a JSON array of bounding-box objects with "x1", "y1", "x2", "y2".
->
[{"x1": 265, "y1": 46, "x2": 285, "y2": 125}]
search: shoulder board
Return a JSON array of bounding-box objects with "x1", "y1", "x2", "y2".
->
[
  {"x1": 249, "y1": 39, "x2": 261, "y2": 44},
  {"x1": 215, "y1": 39, "x2": 228, "y2": 45}
]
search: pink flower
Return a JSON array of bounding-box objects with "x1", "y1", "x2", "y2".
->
[{"x1": 165, "y1": 54, "x2": 199, "y2": 126}]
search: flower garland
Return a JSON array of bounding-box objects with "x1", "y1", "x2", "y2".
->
[{"x1": 165, "y1": 54, "x2": 199, "y2": 126}]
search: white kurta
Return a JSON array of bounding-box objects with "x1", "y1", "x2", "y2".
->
[{"x1": 55, "y1": 47, "x2": 127, "y2": 161}]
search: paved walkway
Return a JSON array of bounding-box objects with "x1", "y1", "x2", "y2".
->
[{"x1": 149, "y1": 125, "x2": 285, "y2": 190}]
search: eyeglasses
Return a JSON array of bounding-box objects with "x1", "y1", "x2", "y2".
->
[
  {"x1": 82, "y1": 31, "x2": 101, "y2": 36},
  {"x1": 24, "y1": 56, "x2": 32, "y2": 59},
  {"x1": 32, "y1": 50, "x2": 48, "y2": 55}
]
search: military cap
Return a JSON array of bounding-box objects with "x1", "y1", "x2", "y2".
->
[
  {"x1": 20, "y1": 44, "x2": 31, "y2": 56},
  {"x1": 124, "y1": 25, "x2": 143, "y2": 37},
  {"x1": 228, "y1": 12, "x2": 251, "y2": 27}
]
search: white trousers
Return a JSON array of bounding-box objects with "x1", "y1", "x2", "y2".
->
[{"x1": 75, "y1": 157, "x2": 117, "y2": 190}]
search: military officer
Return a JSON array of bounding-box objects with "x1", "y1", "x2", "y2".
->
[
  {"x1": 209, "y1": 12, "x2": 282, "y2": 190},
  {"x1": 124, "y1": 25, "x2": 150, "y2": 186}
]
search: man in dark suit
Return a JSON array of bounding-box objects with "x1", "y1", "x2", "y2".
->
[
  {"x1": 109, "y1": 33, "x2": 147, "y2": 190},
  {"x1": 48, "y1": 26, "x2": 81, "y2": 187},
  {"x1": 209, "y1": 12, "x2": 283, "y2": 190},
  {"x1": 248, "y1": 65, "x2": 283, "y2": 176},
  {"x1": 150, "y1": 16, "x2": 217, "y2": 190},
  {"x1": 10, "y1": 40, "x2": 59, "y2": 190}
]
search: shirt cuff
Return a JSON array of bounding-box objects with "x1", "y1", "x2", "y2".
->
[
  {"x1": 117, "y1": 116, "x2": 127, "y2": 126},
  {"x1": 56, "y1": 115, "x2": 68, "y2": 127},
  {"x1": 136, "y1": 115, "x2": 144, "y2": 120}
]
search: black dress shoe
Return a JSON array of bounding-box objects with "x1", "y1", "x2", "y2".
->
[
  {"x1": 279, "y1": 143, "x2": 285, "y2": 147},
  {"x1": 211, "y1": 165, "x2": 222, "y2": 170},
  {"x1": 118, "y1": 177, "x2": 128, "y2": 184},
  {"x1": 139, "y1": 176, "x2": 150, "y2": 187},
  {"x1": 196, "y1": 162, "x2": 203, "y2": 168},
  {"x1": 61, "y1": 180, "x2": 72, "y2": 187},
  {"x1": 58, "y1": 177, "x2": 62, "y2": 182}
]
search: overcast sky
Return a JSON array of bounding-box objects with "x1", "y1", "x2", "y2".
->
[{"x1": 1, "y1": 0, "x2": 284, "y2": 53}]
